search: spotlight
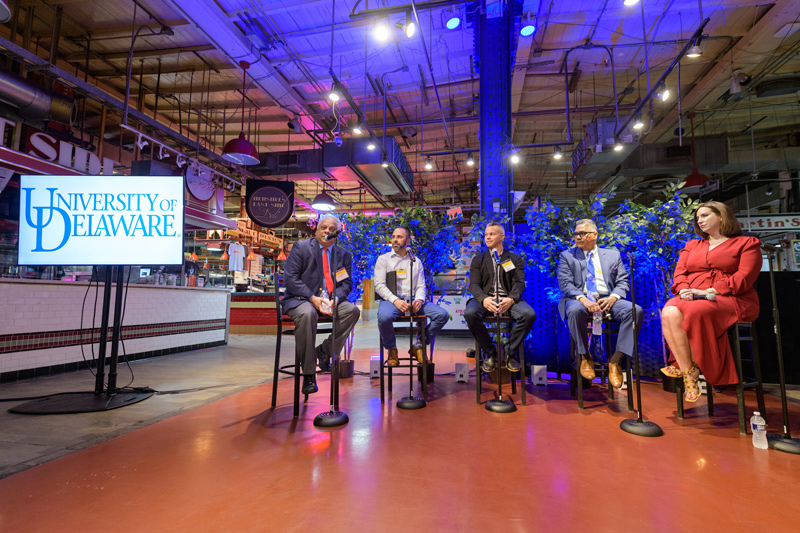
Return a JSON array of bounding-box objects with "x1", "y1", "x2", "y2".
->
[
  {"x1": 352, "y1": 124, "x2": 362, "y2": 135},
  {"x1": 445, "y1": 8, "x2": 461, "y2": 30},
  {"x1": 373, "y1": 22, "x2": 391, "y2": 41},
  {"x1": 766, "y1": 185, "x2": 773, "y2": 196},
  {"x1": 381, "y1": 159, "x2": 389, "y2": 168},
  {"x1": 401, "y1": 126, "x2": 417, "y2": 138},
  {"x1": 520, "y1": 24, "x2": 536, "y2": 37},
  {"x1": 553, "y1": 146, "x2": 563, "y2": 160},
  {"x1": 656, "y1": 83, "x2": 670, "y2": 101},
  {"x1": 328, "y1": 88, "x2": 340, "y2": 103},
  {"x1": 686, "y1": 45, "x2": 702, "y2": 58},
  {"x1": 396, "y1": 12, "x2": 416, "y2": 38},
  {"x1": 633, "y1": 114, "x2": 644, "y2": 130},
  {"x1": 334, "y1": 134, "x2": 343, "y2": 147},
  {"x1": 367, "y1": 141, "x2": 376, "y2": 150},
  {"x1": 730, "y1": 69, "x2": 751, "y2": 94},
  {"x1": 136, "y1": 134, "x2": 148, "y2": 150},
  {"x1": 466, "y1": 153, "x2": 475, "y2": 166},
  {"x1": 424, "y1": 157, "x2": 433, "y2": 170},
  {"x1": 623, "y1": 0, "x2": 640, "y2": 5},
  {"x1": 288, "y1": 114, "x2": 302, "y2": 134},
  {"x1": 614, "y1": 140, "x2": 624, "y2": 151},
  {"x1": 510, "y1": 153, "x2": 520, "y2": 164}
]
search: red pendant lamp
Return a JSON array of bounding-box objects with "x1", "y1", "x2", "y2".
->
[
  {"x1": 683, "y1": 112, "x2": 709, "y2": 193},
  {"x1": 246, "y1": 248, "x2": 258, "y2": 260},
  {"x1": 222, "y1": 61, "x2": 259, "y2": 166},
  {"x1": 220, "y1": 245, "x2": 229, "y2": 261},
  {"x1": 277, "y1": 250, "x2": 287, "y2": 261}
]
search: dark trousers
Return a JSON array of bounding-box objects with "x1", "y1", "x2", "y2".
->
[
  {"x1": 464, "y1": 298, "x2": 536, "y2": 357},
  {"x1": 564, "y1": 298, "x2": 642, "y2": 363}
]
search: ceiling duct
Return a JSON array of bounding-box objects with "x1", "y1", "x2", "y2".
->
[
  {"x1": 0, "y1": 66, "x2": 76, "y2": 126},
  {"x1": 572, "y1": 116, "x2": 640, "y2": 180},
  {"x1": 323, "y1": 137, "x2": 413, "y2": 197},
  {"x1": 755, "y1": 77, "x2": 800, "y2": 98}
]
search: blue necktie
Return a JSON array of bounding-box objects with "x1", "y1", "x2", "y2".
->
[{"x1": 586, "y1": 251, "x2": 597, "y2": 301}]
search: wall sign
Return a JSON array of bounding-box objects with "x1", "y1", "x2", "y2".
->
[
  {"x1": 738, "y1": 214, "x2": 800, "y2": 232},
  {"x1": 18, "y1": 175, "x2": 185, "y2": 265},
  {"x1": 244, "y1": 179, "x2": 294, "y2": 228}
]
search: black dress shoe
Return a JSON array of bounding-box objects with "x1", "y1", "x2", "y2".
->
[
  {"x1": 481, "y1": 355, "x2": 496, "y2": 373},
  {"x1": 302, "y1": 375, "x2": 318, "y2": 395},
  {"x1": 506, "y1": 356, "x2": 521, "y2": 372},
  {"x1": 316, "y1": 346, "x2": 331, "y2": 373}
]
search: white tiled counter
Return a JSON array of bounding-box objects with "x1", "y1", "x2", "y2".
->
[{"x1": 0, "y1": 279, "x2": 230, "y2": 382}]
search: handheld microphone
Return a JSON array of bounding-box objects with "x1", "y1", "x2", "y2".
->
[
  {"x1": 692, "y1": 292, "x2": 716, "y2": 301},
  {"x1": 492, "y1": 250, "x2": 501, "y2": 264},
  {"x1": 324, "y1": 230, "x2": 339, "y2": 241}
]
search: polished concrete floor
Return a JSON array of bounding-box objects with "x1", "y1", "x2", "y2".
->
[{"x1": 1, "y1": 319, "x2": 799, "y2": 531}]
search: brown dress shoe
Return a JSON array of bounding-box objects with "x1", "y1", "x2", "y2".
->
[
  {"x1": 580, "y1": 359, "x2": 596, "y2": 380},
  {"x1": 387, "y1": 347, "x2": 399, "y2": 367},
  {"x1": 412, "y1": 344, "x2": 425, "y2": 364},
  {"x1": 608, "y1": 363, "x2": 623, "y2": 389}
]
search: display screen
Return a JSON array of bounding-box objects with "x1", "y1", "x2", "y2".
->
[{"x1": 18, "y1": 175, "x2": 185, "y2": 266}]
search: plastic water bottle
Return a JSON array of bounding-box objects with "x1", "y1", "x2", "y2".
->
[
  {"x1": 592, "y1": 311, "x2": 602, "y2": 335},
  {"x1": 751, "y1": 411, "x2": 768, "y2": 449},
  {"x1": 320, "y1": 288, "x2": 332, "y2": 315}
]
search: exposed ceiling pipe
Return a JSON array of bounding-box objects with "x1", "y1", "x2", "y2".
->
[
  {"x1": 410, "y1": 0, "x2": 458, "y2": 171},
  {"x1": 0, "y1": 66, "x2": 76, "y2": 125}
]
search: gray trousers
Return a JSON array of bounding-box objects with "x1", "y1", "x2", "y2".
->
[
  {"x1": 564, "y1": 298, "x2": 642, "y2": 361},
  {"x1": 285, "y1": 300, "x2": 361, "y2": 375}
]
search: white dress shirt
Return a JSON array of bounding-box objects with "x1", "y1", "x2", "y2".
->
[
  {"x1": 576, "y1": 247, "x2": 615, "y2": 300},
  {"x1": 374, "y1": 249, "x2": 427, "y2": 303}
]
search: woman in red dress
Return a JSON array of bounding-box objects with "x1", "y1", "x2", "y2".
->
[{"x1": 661, "y1": 201, "x2": 761, "y2": 402}]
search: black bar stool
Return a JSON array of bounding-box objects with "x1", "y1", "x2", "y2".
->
[
  {"x1": 475, "y1": 317, "x2": 527, "y2": 406},
  {"x1": 379, "y1": 314, "x2": 430, "y2": 403},
  {"x1": 672, "y1": 321, "x2": 766, "y2": 434},
  {"x1": 270, "y1": 283, "x2": 332, "y2": 417},
  {"x1": 569, "y1": 317, "x2": 634, "y2": 411}
]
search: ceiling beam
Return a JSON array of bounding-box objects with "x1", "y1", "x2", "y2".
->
[{"x1": 62, "y1": 44, "x2": 217, "y2": 61}]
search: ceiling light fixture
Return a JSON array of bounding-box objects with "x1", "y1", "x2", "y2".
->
[
  {"x1": 373, "y1": 22, "x2": 391, "y2": 41},
  {"x1": 686, "y1": 45, "x2": 702, "y2": 58},
  {"x1": 510, "y1": 153, "x2": 520, "y2": 164},
  {"x1": 367, "y1": 141, "x2": 376, "y2": 150},
  {"x1": 553, "y1": 146, "x2": 563, "y2": 160},
  {"x1": 520, "y1": 12, "x2": 535, "y2": 36},
  {"x1": 466, "y1": 153, "x2": 475, "y2": 166},
  {"x1": 246, "y1": 248, "x2": 257, "y2": 261},
  {"x1": 222, "y1": 61, "x2": 259, "y2": 166},
  {"x1": 311, "y1": 190, "x2": 336, "y2": 211},
  {"x1": 623, "y1": 0, "x2": 640, "y2": 6},
  {"x1": 352, "y1": 123, "x2": 363, "y2": 135},
  {"x1": 614, "y1": 140, "x2": 624, "y2": 151},
  {"x1": 656, "y1": 83, "x2": 670, "y2": 102},
  {"x1": 445, "y1": 8, "x2": 461, "y2": 30},
  {"x1": 633, "y1": 114, "x2": 644, "y2": 130},
  {"x1": 381, "y1": 159, "x2": 389, "y2": 168},
  {"x1": 396, "y1": 12, "x2": 416, "y2": 38},
  {"x1": 424, "y1": 157, "x2": 433, "y2": 170},
  {"x1": 328, "y1": 85, "x2": 340, "y2": 103}
]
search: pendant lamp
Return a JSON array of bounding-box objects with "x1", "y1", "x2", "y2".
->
[
  {"x1": 222, "y1": 61, "x2": 259, "y2": 166},
  {"x1": 311, "y1": 190, "x2": 336, "y2": 211},
  {"x1": 203, "y1": 260, "x2": 210, "y2": 269},
  {"x1": 221, "y1": 248, "x2": 229, "y2": 261},
  {"x1": 246, "y1": 248, "x2": 258, "y2": 260},
  {"x1": 190, "y1": 251, "x2": 199, "y2": 261},
  {"x1": 0, "y1": 1, "x2": 11, "y2": 23},
  {"x1": 277, "y1": 250, "x2": 287, "y2": 261}
]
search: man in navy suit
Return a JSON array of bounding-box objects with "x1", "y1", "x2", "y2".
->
[
  {"x1": 282, "y1": 215, "x2": 360, "y2": 394},
  {"x1": 557, "y1": 219, "x2": 642, "y2": 388}
]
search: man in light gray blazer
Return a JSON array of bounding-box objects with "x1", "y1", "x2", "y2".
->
[{"x1": 557, "y1": 219, "x2": 642, "y2": 388}]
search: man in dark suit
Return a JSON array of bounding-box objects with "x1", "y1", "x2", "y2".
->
[
  {"x1": 557, "y1": 219, "x2": 642, "y2": 388},
  {"x1": 282, "y1": 215, "x2": 360, "y2": 394},
  {"x1": 464, "y1": 222, "x2": 536, "y2": 373}
]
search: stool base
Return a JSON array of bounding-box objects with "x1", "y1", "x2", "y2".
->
[
  {"x1": 397, "y1": 396, "x2": 427, "y2": 410},
  {"x1": 485, "y1": 398, "x2": 517, "y2": 413},
  {"x1": 620, "y1": 418, "x2": 664, "y2": 437},
  {"x1": 313, "y1": 410, "x2": 349, "y2": 429},
  {"x1": 768, "y1": 435, "x2": 800, "y2": 454}
]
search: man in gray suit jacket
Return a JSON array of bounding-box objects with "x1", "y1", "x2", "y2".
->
[
  {"x1": 282, "y1": 215, "x2": 360, "y2": 394},
  {"x1": 557, "y1": 219, "x2": 642, "y2": 388}
]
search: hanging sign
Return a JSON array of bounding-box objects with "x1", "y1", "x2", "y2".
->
[
  {"x1": 18, "y1": 175, "x2": 184, "y2": 265},
  {"x1": 447, "y1": 206, "x2": 462, "y2": 219},
  {"x1": 738, "y1": 214, "x2": 800, "y2": 232},
  {"x1": 245, "y1": 179, "x2": 294, "y2": 228}
]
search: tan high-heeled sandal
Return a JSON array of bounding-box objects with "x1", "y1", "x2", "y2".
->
[
  {"x1": 682, "y1": 364, "x2": 701, "y2": 402},
  {"x1": 660, "y1": 365, "x2": 682, "y2": 378}
]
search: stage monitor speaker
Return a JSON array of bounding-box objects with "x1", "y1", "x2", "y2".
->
[
  {"x1": 531, "y1": 365, "x2": 548, "y2": 386},
  {"x1": 370, "y1": 355, "x2": 380, "y2": 378},
  {"x1": 455, "y1": 362, "x2": 469, "y2": 383}
]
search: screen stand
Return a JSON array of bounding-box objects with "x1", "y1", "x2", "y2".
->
[{"x1": 9, "y1": 266, "x2": 153, "y2": 415}]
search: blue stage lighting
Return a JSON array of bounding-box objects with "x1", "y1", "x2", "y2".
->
[
  {"x1": 520, "y1": 24, "x2": 536, "y2": 37},
  {"x1": 446, "y1": 17, "x2": 460, "y2": 30}
]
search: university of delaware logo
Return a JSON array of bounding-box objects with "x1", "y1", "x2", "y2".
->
[
  {"x1": 19, "y1": 175, "x2": 185, "y2": 266},
  {"x1": 23, "y1": 187, "x2": 72, "y2": 252}
]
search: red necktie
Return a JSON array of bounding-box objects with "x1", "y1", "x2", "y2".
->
[{"x1": 322, "y1": 247, "x2": 334, "y2": 295}]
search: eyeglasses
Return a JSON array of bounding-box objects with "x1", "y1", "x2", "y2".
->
[{"x1": 573, "y1": 231, "x2": 596, "y2": 238}]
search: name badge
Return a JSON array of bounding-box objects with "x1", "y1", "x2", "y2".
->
[
  {"x1": 501, "y1": 260, "x2": 515, "y2": 272},
  {"x1": 396, "y1": 269, "x2": 407, "y2": 279},
  {"x1": 336, "y1": 268, "x2": 349, "y2": 282}
]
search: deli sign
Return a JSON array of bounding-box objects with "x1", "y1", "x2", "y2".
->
[
  {"x1": 18, "y1": 175, "x2": 184, "y2": 265},
  {"x1": 11, "y1": 122, "x2": 118, "y2": 175}
]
